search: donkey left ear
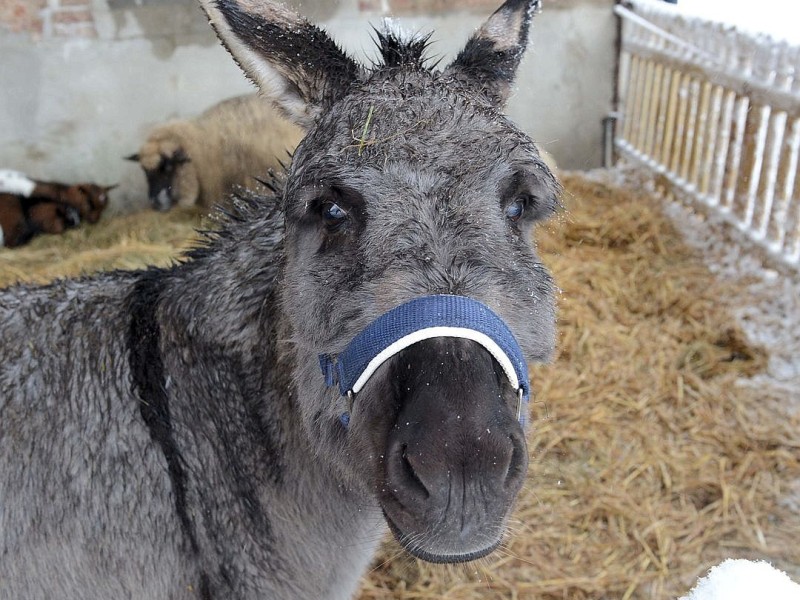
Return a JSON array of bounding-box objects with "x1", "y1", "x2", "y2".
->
[
  {"x1": 199, "y1": 0, "x2": 362, "y2": 129},
  {"x1": 445, "y1": 0, "x2": 539, "y2": 108}
]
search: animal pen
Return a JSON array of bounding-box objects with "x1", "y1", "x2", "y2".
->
[{"x1": 1, "y1": 2, "x2": 799, "y2": 600}]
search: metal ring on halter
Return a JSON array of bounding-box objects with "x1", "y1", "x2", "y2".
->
[
  {"x1": 347, "y1": 390, "x2": 354, "y2": 415},
  {"x1": 516, "y1": 388, "x2": 523, "y2": 423}
]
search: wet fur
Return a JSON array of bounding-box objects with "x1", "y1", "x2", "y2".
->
[{"x1": 1, "y1": 0, "x2": 560, "y2": 597}]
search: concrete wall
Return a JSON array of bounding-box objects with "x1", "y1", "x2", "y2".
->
[{"x1": 0, "y1": 0, "x2": 616, "y2": 213}]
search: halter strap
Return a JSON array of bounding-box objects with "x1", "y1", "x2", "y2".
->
[{"x1": 318, "y1": 295, "x2": 530, "y2": 426}]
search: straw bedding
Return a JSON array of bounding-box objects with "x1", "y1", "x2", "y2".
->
[
  {"x1": 0, "y1": 206, "x2": 205, "y2": 287},
  {"x1": 1, "y1": 173, "x2": 797, "y2": 599}
]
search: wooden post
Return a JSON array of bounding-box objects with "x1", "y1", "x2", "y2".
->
[{"x1": 771, "y1": 46, "x2": 800, "y2": 257}]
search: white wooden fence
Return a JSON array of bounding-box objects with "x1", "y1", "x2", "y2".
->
[{"x1": 614, "y1": 0, "x2": 800, "y2": 268}]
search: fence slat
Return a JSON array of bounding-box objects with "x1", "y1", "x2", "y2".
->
[
  {"x1": 769, "y1": 118, "x2": 800, "y2": 251},
  {"x1": 680, "y1": 78, "x2": 700, "y2": 184},
  {"x1": 699, "y1": 84, "x2": 723, "y2": 198},
  {"x1": 709, "y1": 88, "x2": 736, "y2": 206},
  {"x1": 787, "y1": 181, "x2": 800, "y2": 263},
  {"x1": 756, "y1": 111, "x2": 788, "y2": 238},
  {"x1": 652, "y1": 66, "x2": 673, "y2": 167},
  {"x1": 722, "y1": 95, "x2": 749, "y2": 212}
]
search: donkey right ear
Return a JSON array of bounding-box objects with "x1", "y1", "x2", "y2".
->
[
  {"x1": 199, "y1": 0, "x2": 362, "y2": 129},
  {"x1": 445, "y1": 0, "x2": 540, "y2": 108}
]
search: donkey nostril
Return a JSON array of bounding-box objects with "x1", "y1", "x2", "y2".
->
[
  {"x1": 400, "y1": 444, "x2": 430, "y2": 500},
  {"x1": 504, "y1": 435, "x2": 527, "y2": 490}
]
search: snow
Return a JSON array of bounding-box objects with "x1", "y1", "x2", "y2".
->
[
  {"x1": 658, "y1": 198, "x2": 800, "y2": 405},
  {"x1": 680, "y1": 559, "x2": 800, "y2": 600},
  {"x1": 666, "y1": 0, "x2": 800, "y2": 45}
]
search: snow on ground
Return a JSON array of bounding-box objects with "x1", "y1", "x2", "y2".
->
[
  {"x1": 658, "y1": 197, "x2": 800, "y2": 406},
  {"x1": 680, "y1": 559, "x2": 800, "y2": 600}
]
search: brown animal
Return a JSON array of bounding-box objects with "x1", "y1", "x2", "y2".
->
[
  {"x1": 0, "y1": 193, "x2": 80, "y2": 248},
  {"x1": 0, "y1": 194, "x2": 28, "y2": 247},
  {"x1": 30, "y1": 181, "x2": 115, "y2": 224},
  {"x1": 126, "y1": 94, "x2": 304, "y2": 211}
]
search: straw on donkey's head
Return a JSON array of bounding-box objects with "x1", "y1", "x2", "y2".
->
[{"x1": 0, "y1": 0, "x2": 559, "y2": 597}]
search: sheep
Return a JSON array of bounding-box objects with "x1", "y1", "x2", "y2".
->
[
  {"x1": 0, "y1": 171, "x2": 113, "y2": 247},
  {"x1": 126, "y1": 94, "x2": 304, "y2": 211}
]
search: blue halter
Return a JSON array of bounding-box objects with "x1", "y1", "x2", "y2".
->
[{"x1": 318, "y1": 295, "x2": 531, "y2": 427}]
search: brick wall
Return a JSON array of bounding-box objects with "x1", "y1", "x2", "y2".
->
[
  {"x1": 0, "y1": 0, "x2": 95, "y2": 38},
  {"x1": 356, "y1": 0, "x2": 606, "y2": 14},
  {"x1": 2, "y1": 0, "x2": 495, "y2": 39},
  {"x1": 1, "y1": 0, "x2": 608, "y2": 39},
  {"x1": 358, "y1": 0, "x2": 500, "y2": 13}
]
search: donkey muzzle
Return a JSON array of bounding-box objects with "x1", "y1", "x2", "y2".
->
[
  {"x1": 380, "y1": 336, "x2": 529, "y2": 562},
  {"x1": 318, "y1": 294, "x2": 532, "y2": 563}
]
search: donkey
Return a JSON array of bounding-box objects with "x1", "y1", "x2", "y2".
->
[{"x1": 0, "y1": 0, "x2": 560, "y2": 597}]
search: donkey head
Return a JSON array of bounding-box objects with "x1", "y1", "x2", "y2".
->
[{"x1": 201, "y1": 0, "x2": 558, "y2": 563}]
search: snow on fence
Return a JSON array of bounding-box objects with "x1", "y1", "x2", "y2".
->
[{"x1": 614, "y1": 0, "x2": 800, "y2": 268}]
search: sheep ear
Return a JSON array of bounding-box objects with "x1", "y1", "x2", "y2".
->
[
  {"x1": 199, "y1": 0, "x2": 361, "y2": 129},
  {"x1": 445, "y1": 0, "x2": 539, "y2": 108}
]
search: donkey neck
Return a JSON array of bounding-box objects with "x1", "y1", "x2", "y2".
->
[{"x1": 152, "y1": 249, "x2": 384, "y2": 598}]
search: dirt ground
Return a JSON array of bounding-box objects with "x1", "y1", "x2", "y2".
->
[{"x1": 1, "y1": 171, "x2": 798, "y2": 599}]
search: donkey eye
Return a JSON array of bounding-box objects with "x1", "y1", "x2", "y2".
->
[
  {"x1": 322, "y1": 201, "x2": 348, "y2": 225},
  {"x1": 505, "y1": 198, "x2": 526, "y2": 223}
]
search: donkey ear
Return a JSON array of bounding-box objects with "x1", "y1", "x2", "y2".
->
[
  {"x1": 445, "y1": 0, "x2": 539, "y2": 108},
  {"x1": 199, "y1": 0, "x2": 362, "y2": 129}
]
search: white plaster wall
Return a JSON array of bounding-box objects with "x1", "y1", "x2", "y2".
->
[
  {"x1": 0, "y1": 34, "x2": 254, "y2": 213},
  {"x1": 0, "y1": 0, "x2": 616, "y2": 214},
  {"x1": 512, "y1": 3, "x2": 617, "y2": 169}
]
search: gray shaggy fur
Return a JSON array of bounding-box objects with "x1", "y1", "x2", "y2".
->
[
  {"x1": 0, "y1": 0, "x2": 560, "y2": 598},
  {"x1": 129, "y1": 94, "x2": 303, "y2": 210}
]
